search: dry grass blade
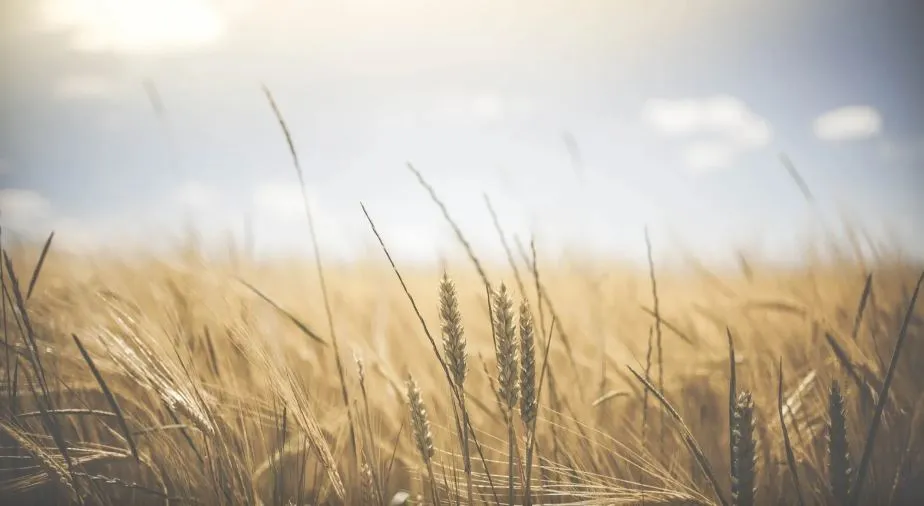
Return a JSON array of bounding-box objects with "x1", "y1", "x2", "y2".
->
[
  {"x1": 644, "y1": 227, "x2": 666, "y2": 452},
  {"x1": 642, "y1": 326, "x2": 654, "y2": 439},
  {"x1": 824, "y1": 332, "x2": 875, "y2": 407},
  {"x1": 627, "y1": 366, "x2": 729, "y2": 506},
  {"x1": 852, "y1": 273, "x2": 873, "y2": 341},
  {"x1": 888, "y1": 392, "x2": 924, "y2": 505},
  {"x1": 237, "y1": 279, "x2": 329, "y2": 346},
  {"x1": 71, "y1": 334, "x2": 139, "y2": 463},
  {"x1": 638, "y1": 306, "x2": 695, "y2": 346},
  {"x1": 2, "y1": 251, "x2": 51, "y2": 394},
  {"x1": 262, "y1": 84, "x2": 350, "y2": 499},
  {"x1": 727, "y1": 328, "x2": 737, "y2": 480},
  {"x1": 779, "y1": 153, "x2": 815, "y2": 204},
  {"x1": 2, "y1": 251, "x2": 76, "y2": 485},
  {"x1": 591, "y1": 390, "x2": 629, "y2": 408},
  {"x1": 26, "y1": 232, "x2": 53, "y2": 301},
  {"x1": 777, "y1": 359, "x2": 805, "y2": 506},
  {"x1": 14, "y1": 408, "x2": 118, "y2": 419},
  {"x1": 850, "y1": 270, "x2": 924, "y2": 506},
  {"x1": 407, "y1": 162, "x2": 491, "y2": 292},
  {"x1": 484, "y1": 194, "x2": 527, "y2": 298},
  {"x1": 0, "y1": 420, "x2": 79, "y2": 502}
]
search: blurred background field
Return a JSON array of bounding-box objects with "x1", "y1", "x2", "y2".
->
[
  {"x1": 2, "y1": 0, "x2": 923, "y2": 504},
  {"x1": 2, "y1": 209, "x2": 923, "y2": 504}
]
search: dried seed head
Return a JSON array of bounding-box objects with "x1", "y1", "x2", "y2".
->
[
  {"x1": 439, "y1": 274, "x2": 467, "y2": 389},
  {"x1": 519, "y1": 298, "x2": 537, "y2": 427},
  {"x1": 354, "y1": 350, "x2": 366, "y2": 388},
  {"x1": 732, "y1": 390, "x2": 757, "y2": 506},
  {"x1": 492, "y1": 284, "x2": 519, "y2": 413},
  {"x1": 360, "y1": 460, "x2": 376, "y2": 506},
  {"x1": 406, "y1": 375, "x2": 434, "y2": 464}
]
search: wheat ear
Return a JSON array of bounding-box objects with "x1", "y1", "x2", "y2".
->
[
  {"x1": 519, "y1": 298, "x2": 538, "y2": 505},
  {"x1": 439, "y1": 274, "x2": 473, "y2": 506},
  {"x1": 492, "y1": 284, "x2": 519, "y2": 506},
  {"x1": 406, "y1": 374, "x2": 439, "y2": 505},
  {"x1": 731, "y1": 391, "x2": 756, "y2": 506}
]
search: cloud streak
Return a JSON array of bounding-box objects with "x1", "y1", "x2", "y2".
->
[
  {"x1": 642, "y1": 95, "x2": 772, "y2": 172},
  {"x1": 813, "y1": 105, "x2": 882, "y2": 141}
]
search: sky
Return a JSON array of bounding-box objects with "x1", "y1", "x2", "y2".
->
[{"x1": 0, "y1": 0, "x2": 922, "y2": 265}]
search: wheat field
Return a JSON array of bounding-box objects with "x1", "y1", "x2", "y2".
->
[
  {"x1": 1, "y1": 205, "x2": 923, "y2": 506},
  {"x1": 1, "y1": 100, "x2": 922, "y2": 505}
]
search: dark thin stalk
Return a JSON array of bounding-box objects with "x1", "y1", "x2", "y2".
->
[
  {"x1": 262, "y1": 86, "x2": 357, "y2": 483},
  {"x1": 850, "y1": 271, "x2": 924, "y2": 506},
  {"x1": 777, "y1": 359, "x2": 806, "y2": 506},
  {"x1": 72, "y1": 334, "x2": 139, "y2": 463}
]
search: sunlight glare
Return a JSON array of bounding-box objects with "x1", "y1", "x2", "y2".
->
[{"x1": 40, "y1": 0, "x2": 226, "y2": 53}]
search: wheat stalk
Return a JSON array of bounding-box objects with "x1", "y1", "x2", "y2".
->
[
  {"x1": 828, "y1": 380, "x2": 852, "y2": 506},
  {"x1": 731, "y1": 391, "x2": 756, "y2": 506},
  {"x1": 492, "y1": 284, "x2": 519, "y2": 506},
  {"x1": 438, "y1": 273, "x2": 473, "y2": 506},
  {"x1": 406, "y1": 374, "x2": 439, "y2": 505},
  {"x1": 519, "y1": 298, "x2": 538, "y2": 506}
]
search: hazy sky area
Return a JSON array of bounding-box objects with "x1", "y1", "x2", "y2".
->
[{"x1": 1, "y1": 0, "x2": 923, "y2": 265}]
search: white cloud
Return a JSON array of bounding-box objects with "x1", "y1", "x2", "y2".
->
[
  {"x1": 642, "y1": 95, "x2": 772, "y2": 172},
  {"x1": 813, "y1": 106, "x2": 882, "y2": 141},
  {"x1": 38, "y1": 0, "x2": 229, "y2": 53},
  {"x1": 0, "y1": 189, "x2": 52, "y2": 229},
  {"x1": 642, "y1": 95, "x2": 772, "y2": 147},
  {"x1": 52, "y1": 74, "x2": 119, "y2": 100}
]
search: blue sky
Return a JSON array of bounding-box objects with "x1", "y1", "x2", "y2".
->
[{"x1": 1, "y1": 0, "x2": 922, "y2": 265}]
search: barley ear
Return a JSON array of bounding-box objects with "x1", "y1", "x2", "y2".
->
[
  {"x1": 731, "y1": 391, "x2": 757, "y2": 506},
  {"x1": 828, "y1": 380, "x2": 852, "y2": 505}
]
